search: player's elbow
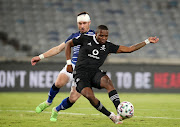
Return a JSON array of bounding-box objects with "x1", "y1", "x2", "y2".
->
[
  {"x1": 128, "y1": 50, "x2": 134, "y2": 53},
  {"x1": 117, "y1": 46, "x2": 134, "y2": 53}
]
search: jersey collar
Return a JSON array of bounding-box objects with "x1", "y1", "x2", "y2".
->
[
  {"x1": 93, "y1": 35, "x2": 99, "y2": 44},
  {"x1": 79, "y1": 30, "x2": 95, "y2": 34}
]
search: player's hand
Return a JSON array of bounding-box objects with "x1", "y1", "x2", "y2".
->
[
  {"x1": 31, "y1": 56, "x2": 41, "y2": 66},
  {"x1": 67, "y1": 65, "x2": 73, "y2": 73},
  {"x1": 148, "y1": 36, "x2": 159, "y2": 44}
]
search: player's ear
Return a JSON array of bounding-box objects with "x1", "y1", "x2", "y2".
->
[{"x1": 88, "y1": 20, "x2": 91, "y2": 25}]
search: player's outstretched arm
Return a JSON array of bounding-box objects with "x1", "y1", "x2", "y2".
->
[
  {"x1": 65, "y1": 39, "x2": 74, "y2": 73},
  {"x1": 117, "y1": 36, "x2": 159, "y2": 53},
  {"x1": 31, "y1": 42, "x2": 66, "y2": 66}
]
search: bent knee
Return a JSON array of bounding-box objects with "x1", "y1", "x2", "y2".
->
[
  {"x1": 55, "y1": 74, "x2": 69, "y2": 87},
  {"x1": 100, "y1": 76, "x2": 114, "y2": 89},
  {"x1": 69, "y1": 89, "x2": 81, "y2": 103},
  {"x1": 101, "y1": 76, "x2": 112, "y2": 86},
  {"x1": 84, "y1": 93, "x2": 95, "y2": 100},
  {"x1": 69, "y1": 96, "x2": 79, "y2": 103},
  {"x1": 55, "y1": 79, "x2": 68, "y2": 88}
]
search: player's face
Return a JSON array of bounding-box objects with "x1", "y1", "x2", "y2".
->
[
  {"x1": 96, "y1": 30, "x2": 108, "y2": 44},
  {"x1": 77, "y1": 21, "x2": 91, "y2": 33}
]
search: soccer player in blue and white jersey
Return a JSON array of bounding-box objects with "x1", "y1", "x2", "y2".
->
[{"x1": 31, "y1": 12, "x2": 94, "y2": 115}]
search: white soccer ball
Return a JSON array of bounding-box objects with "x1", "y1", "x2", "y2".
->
[{"x1": 117, "y1": 101, "x2": 134, "y2": 119}]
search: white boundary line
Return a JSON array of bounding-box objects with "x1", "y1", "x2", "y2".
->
[{"x1": 0, "y1": 109, "x2": 180, "y2": 120}]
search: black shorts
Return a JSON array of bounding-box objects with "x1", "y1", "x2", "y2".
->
[{"x1": 73, "y1": 69, "x2": 106, "y2": 93}]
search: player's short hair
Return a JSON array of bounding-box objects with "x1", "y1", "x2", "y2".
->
[
  {"x1": 96, "y1": 25, "x2": 108, "y2": 32},
  {"x1": 77, "y1": 11, "x2": 89, "y2": 16}
]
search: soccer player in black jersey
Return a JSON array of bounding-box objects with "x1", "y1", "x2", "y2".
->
[{"x1": 65, "y1": 25, "x2": 159, "y2": 124}]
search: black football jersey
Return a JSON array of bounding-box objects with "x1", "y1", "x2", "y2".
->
[{"x1": 72, "y1": 34, "x2": 119, "y2": 71}]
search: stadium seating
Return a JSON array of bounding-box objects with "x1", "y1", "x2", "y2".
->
[{"x1": 0, "y1": 0, "x2": 179, "y2": 59}]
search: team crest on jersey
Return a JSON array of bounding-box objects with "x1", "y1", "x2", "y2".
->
[{"x1": 100, "y1": 45, "x2": 106, "y2": 51}]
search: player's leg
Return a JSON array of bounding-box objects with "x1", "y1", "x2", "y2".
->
[
  {"x1": 80, "y1": 87, "x2": 122, "y2": 124},
  {"x1": 47, "y1": 73, "x2": 69, "y2": 103},
  {"x1": 50, "y1": 86, "x2": 81, "y2": 121},
  {"x1": 81, "y1": 87, "x2": 109, "y2": 115},
  {"x1": 36, "y1": 73, "x2": 69, "y2": 113},
  {"x1": 48, "y1": 63, "x2": 75, "y2": 104},
  {"x1": 100, "y1": 75, "x2": 120, "y2": 110},
  {"x1": 55, "y1": 86, "x2": 80, "y2": 111},
  {"x1": 92, "y1": 71, "x2": 121, "y2": 113},
  {"x1": 69, "y1": 86, "x2": 81, "y2": 103},
  {"x1": 36, "y1": 64, "x2": 75, "y2": 113}
]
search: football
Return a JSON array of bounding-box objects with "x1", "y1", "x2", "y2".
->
[{"x1": 117, "y1": 101, "x2": 134, "y2": 119}]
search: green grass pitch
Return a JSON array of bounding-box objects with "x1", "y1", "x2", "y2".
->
[{"x1": 0, "y1": 92, "x2": 180, "y2": 127}]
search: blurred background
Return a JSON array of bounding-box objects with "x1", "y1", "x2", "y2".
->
[{"x1": 0, "y1": 0, "x2": 180, "y2": 92}]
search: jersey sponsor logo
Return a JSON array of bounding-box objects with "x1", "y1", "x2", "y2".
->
[
  {"x1": 88, "y1": 49, "x2": 100, "y2": 59},
  {"x1": 92, "y1": 49, "x2": 99, "y2": 55}
]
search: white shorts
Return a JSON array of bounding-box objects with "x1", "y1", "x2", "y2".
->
[{"x1": 59, "y1": 63, "x2": 76, "y2": 87}]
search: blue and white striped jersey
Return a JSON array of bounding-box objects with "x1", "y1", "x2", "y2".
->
[{"x1": 65, "y1": 30, "x2": 95, "y2": 65}]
